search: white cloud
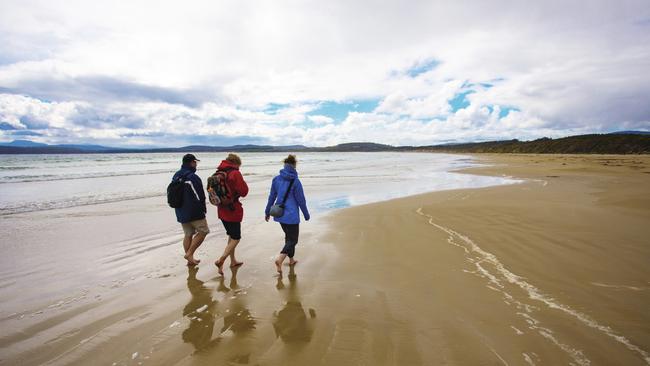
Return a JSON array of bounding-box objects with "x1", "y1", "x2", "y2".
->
[
  {"x1": 307, "y1": 115, "x2": 334, "y2": 124},
  {"x1": 0, "y1": 0, "x2": 649, "y2": 146}
]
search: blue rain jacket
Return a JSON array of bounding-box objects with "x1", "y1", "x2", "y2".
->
[{"x1": 265, "y1": 164, "x2": 310, "y2": 224}]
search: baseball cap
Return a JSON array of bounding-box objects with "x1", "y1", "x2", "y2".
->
[{"x1": 182, "y1": 154, "x2": 200, "y2": 163}]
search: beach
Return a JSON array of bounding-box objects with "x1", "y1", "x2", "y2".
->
[
  {"x1": 0, "y1": 153, "x2": 649, "y2": 365},
  {"x1": 324, "y1": 154, "x2": 650, "y2": 365}
]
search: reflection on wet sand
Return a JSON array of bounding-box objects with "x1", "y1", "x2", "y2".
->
[
  {"x1": 220, "y1": 266, "x2": 257, "y2": 335},
  {"x1": 273, "y1": 266, "x2": 316, "y2": 343},
  {"x1": 182, "y1": 266, "x2": 257, "y2": 355},
  {"x1": 182, "y1": 267, "x2": 218, "y2": 352}
]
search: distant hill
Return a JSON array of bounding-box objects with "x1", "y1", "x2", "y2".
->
[
  {"x1": 0, "y1": 140, "x2": 310, "y2": 154},
  {"x1": 1, "y1": 134, "x2": 649, "y2": 154},
  {"x1": 57, "y1": 144, "x2": 118, "y2": 151},
  {"x1": 320, "y1": 142, "x2": 393, "y2": 152},
  {"x1": 0, "y1": 145, "x2": 92, "y2": 154}
]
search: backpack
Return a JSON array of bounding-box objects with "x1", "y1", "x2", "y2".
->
[
  {"x1": 207, "y1": 168, "x2": 235, "y2": 209},
  {"x1": 167, "y1": 175, "x2": 187, "y2": 208}
]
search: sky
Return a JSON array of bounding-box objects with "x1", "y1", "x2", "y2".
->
[{"x1": 0, "y1": 0, "x2": 649, "y2": 147}]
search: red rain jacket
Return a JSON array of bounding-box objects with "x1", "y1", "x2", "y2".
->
[{"x1": 215, "y1": 160, "x2": 249, "y2": 222}]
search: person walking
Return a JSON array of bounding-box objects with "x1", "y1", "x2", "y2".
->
[
  {"x1": 265, "y1": 154, "x2": 310, "y2": 275},
  {"x1": 213, "y1": 153, "x2": 249, "y2": 275},
  {"x1": 171, "y1": 154, "x2": 209, "y2": 266}
]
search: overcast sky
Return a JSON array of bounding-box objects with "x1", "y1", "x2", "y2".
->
[{"x1": 1, "y1": 0, "x2": 649, "y2": 147}]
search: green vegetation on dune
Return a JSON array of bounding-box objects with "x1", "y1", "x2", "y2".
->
[{"x1": 413, "y1": 134, "x2": 650, "y2": 154}]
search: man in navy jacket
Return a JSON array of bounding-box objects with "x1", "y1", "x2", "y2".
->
[{"x1": 172, "y1": 154, "x2": 210, "y2": 265}]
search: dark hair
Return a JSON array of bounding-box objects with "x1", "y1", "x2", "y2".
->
[{"x1": 284, "y1": 154, "x2": 297, "y2": 166}]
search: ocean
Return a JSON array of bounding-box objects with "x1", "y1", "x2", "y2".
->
[{"x1": 0, "y1": 152, "x2": 518, "y2": 216}]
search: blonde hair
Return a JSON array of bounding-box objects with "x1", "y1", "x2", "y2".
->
[
  {"x1": 226, "y1": 153, "x2": 242, "y2": 165},
  {"x1": 284, "y1": 154, "x2": 297, "y2": 166}
]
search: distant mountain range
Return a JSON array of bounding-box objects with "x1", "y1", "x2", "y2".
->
[{"x1": 1, "y1": 132, "x2": 649, "y2": 154}]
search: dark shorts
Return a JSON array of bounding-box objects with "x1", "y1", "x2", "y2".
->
[{"x1": 221, "y1": 220, "x2": 241, "y2": 240}]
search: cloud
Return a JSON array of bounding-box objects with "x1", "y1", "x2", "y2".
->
[
  {"x1": 0, "y1": 0, "x2": 649, "y2": 146},
  {"x1": 307, "y1": 115, "x2": 334, "y2": 124},
  {"x1": 0, "y1": 73, "x2": 218, "y2": 107}
]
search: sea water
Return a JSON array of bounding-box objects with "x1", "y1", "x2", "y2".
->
[{"x1": 0, "y1": 152, "x2": 518, "y2": 215}]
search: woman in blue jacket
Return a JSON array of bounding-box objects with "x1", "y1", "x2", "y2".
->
[{"x1": 265, "y1": 155, "x2": 310, "y2": 274}]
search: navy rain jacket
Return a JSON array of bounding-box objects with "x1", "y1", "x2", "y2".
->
[{"x1": 172, "y1": 164, "x2": 207, "y2": 223}]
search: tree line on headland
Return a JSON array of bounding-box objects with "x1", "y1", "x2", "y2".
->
[{"x1": 1, "y1": 133, "x2": 649, "y2": 154}]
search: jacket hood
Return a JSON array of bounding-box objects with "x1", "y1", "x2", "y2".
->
[
  {"x1": 180, "y1": 164, "x2": 197, "y2": 173},
  {"x1": 218, "y1": 160, "x2": 240, "y2": 170},
  {"x1": 279, "y1": 164, "x2": 298, "y2": 180}
]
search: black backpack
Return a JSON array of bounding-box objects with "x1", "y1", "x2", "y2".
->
[{"x1": 167, "y1": 175, "x2": 187, "y2": 208}]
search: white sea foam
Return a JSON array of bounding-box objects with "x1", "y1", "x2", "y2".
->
[
  {"x1": 591, "y1": 282, "x2": 645, "y2": 291},
  {"x1": 523, "y1": 353, "x2": 535, "y2": 365},
  {"x1": 416, "y1": 207, "x2": 650, "y2": 365},
  {"x1": 488, "y1": 346, "x2": 510, "y2": 365},
  {"x1": 511, "y1": 326, "x2": 524, "y2": 335}
]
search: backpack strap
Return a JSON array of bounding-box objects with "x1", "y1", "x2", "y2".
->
[{"x1": 280, "y1": 179, "x2": 295, "y2": 206}]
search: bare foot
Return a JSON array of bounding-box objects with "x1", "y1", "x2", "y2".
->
[
  {"x1": 184, "y1": 253, "x2": 200, "y2": 264},
  {"x1": 186, "y1": 260, "x2": 198, "y2": 267},
  {"x1": 274, "y1": 259, "x2": 283, "y2": 274},
  {"x1": 289, "y1": 259, "x2": 298, "y2": 266},
  {"x1": 214, "y1": 258, "x2": 225, "y2": 275},
  {"x1": 230, "y1": 261, "x2": 244, "y2": 268}
]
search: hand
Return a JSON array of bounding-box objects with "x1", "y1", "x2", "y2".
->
[
  {"x1": 304, "y1": 214, "x2": 310, "y2": 221},
  {"x1": 265, "y1": 215, "x2": 270, "y2": 222}
]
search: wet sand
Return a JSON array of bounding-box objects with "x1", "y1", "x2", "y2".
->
[
  {"x1": 325, "y1": 154, "x2": 650, "y2": 365},
  {"x1": 1, "y1": 154, "x2": 649, "y2": 365}
]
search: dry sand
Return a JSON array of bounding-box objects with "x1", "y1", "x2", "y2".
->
[{"x1": 1, "y1": 154, "x2": 649, "y2": 365}]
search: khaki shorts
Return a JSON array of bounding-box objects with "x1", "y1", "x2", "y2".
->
[{"x1": 181, "y1": 218, "x2": 210, "y2": 237}]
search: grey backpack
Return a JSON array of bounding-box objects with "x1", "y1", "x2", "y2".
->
[{"x1": 269, "y1": 179, "x2": 295, "y2": 217}]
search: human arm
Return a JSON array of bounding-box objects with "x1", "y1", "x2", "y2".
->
[
  {"x1": 233, "y1": 170, "x2": 249, "y2": 198},
  {"x1": 294, "y1": 179, "x2": 310, "y2": 221}
]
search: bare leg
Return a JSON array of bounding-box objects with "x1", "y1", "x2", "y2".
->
[
  {"x1": 215, "y1": 237, "x2": 240, "y2": 274},
  {"x1": 184, "y1": 232, "x2": 207, "y2": 265},
  {"x1": 183, "y1": 235, "x2": 194, "y2": 265},
  {"x1": 183, "y1": 235, "x2": 193, "y2": 253},
  {"x1": 229, "y1": 246, "x2": 243, "y2": 268},
  {"x1": 275, "y1": 253, "x2": 287, "y2": 274},
  {"x1": 289, "y1": 258, "x2": 298, "y2": 266}
]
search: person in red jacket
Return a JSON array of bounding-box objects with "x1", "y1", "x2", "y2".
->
[{"x1": 214, "y1": 153, "x2": 249, "y2": 275}]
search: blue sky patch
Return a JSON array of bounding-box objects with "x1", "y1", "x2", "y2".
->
[
  {"x1": 263, "y1": 103, "x2": 291, "y2": 114},
  {"x1": 449, "y1": 90, "x2": 475, "y2": 112},
  {"x1": 499, "y1": 106, "x2": 520, "y2": 118},
  {"x1": 307, "y1": 99, "x2": 380, "y2": 122},
  {"x1": 405, "y1": 59, "x2": 440, "y2": 78},
  {"x1": 486, "y1": 105, "x2": 520, "y2": 118}
]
